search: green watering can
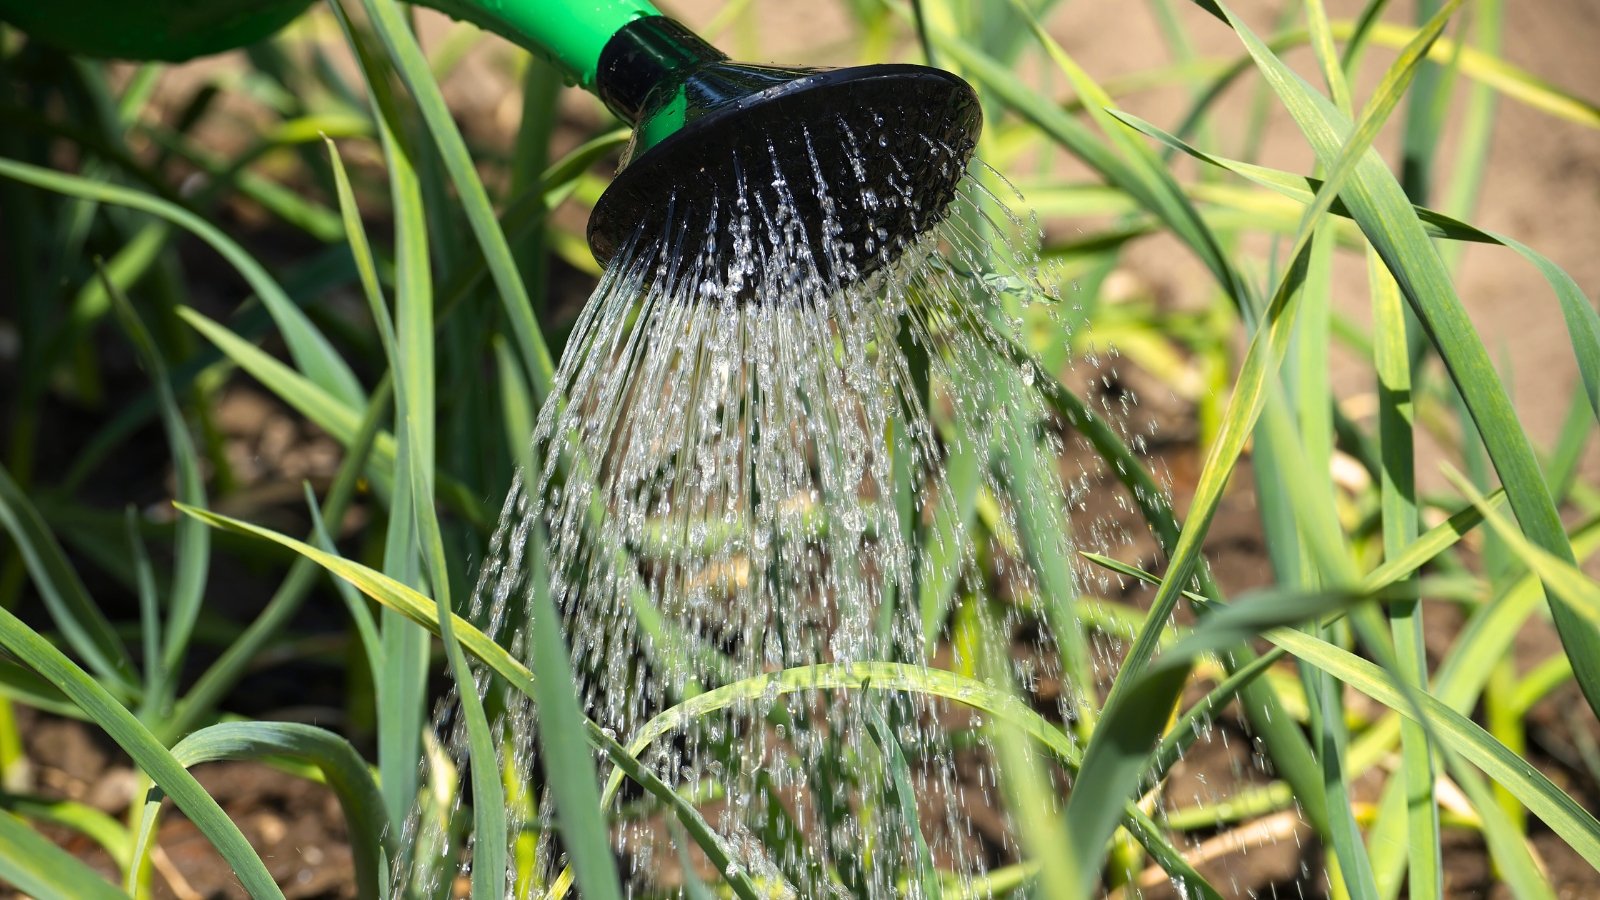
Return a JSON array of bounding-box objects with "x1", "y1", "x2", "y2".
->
[{"x1": 0, "y1": 0, "x2": 981, "y2": 290}]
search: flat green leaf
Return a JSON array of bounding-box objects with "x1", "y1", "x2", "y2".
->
[
  {"x1": 609, "y1": 654, "x2": 1224, "y2": 899},
  {"x1": 0, "y1": 809, "x2": 126, "y2": 900},
  {"x1": 0, "y1": 157, "x2": 364, "y2": 410},
  {"x1": 165, "y1": 380, "x2": 393, "y2": 741},
  {"x1": 1352, "y1": 19, "x2": 1599, "y2": 130},
  {"x1": 1066, "y1": 587, "x2": 1368, "y2": 895},
  {"x1": 324, "y1": 5, "x2": 436, "y2": 839},
  {"x1": 304, "y1": 483, "x2": 383, "y2": 681},
  {"x1": 1442, "y1": 757, "x2": 1556, "y2": 900},
  {"x1": 101, "y1": 267, "x2": 209, "y2": 708},
  {"x1": 180, "y1": 306, "x2": 389, "y2": 478},
  {"x1": 931, "y1": 14, "x2": 1253, "y2": 312},
  {"x1": 864, "y1": 705, "x2": 942, "y2": 899},
  {"x1": 526, "y1": 528, "x2": 624, "y2": 900},
  {"x1": 1060, "y1": 179, "x2": 1315, "y2": 894},
  {"x1": 1269, "y1": 627, "x2": 1600, "y2": 870},
  {"x1": 0, "y1": 464, "x2": 135, "y2": 692},
  {"x1": 1112, "y1": 112, "x2": 1600, "y2": 431},
  {"x1": 975, "y1": 322, "x2": 1331, "y2": 837},
  {"x1": 354, "y1": 0, "x2": 556, "y2": 400},
  {"x1": 1447, "y1": 469, "x2": 1600, "y2": 630},
  {"x1": 0, "y1": 793, "x2": 133, "y2": 876},
  {"x1": 1371, "y1": 240, "x2": 1440, "y2": 900},
  {"x1": 0, "y1": 607, "x2": 281, "y2": 897},
  {"x1": 162, "y1": 723, "x2": 391, "y2": 899},
  {"x1": 1186, "y1": 0, "x2": 1600, "y2": 721},
  {"x1": 400, "y1": 216, "x2": 510, "y2": 900},
  {"x1": 0, "y1": 659, "x2": 80, "y2": 718},
  {"x1": 1086, "y1": 554, "x2": 1600, "y2": 873},
  {"x1": 176, "y1": 504, "x2": 758, "y2": 900}
]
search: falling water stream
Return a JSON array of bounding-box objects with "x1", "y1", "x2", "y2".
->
[{"x1": 392, "y1": 123, "x2": 1157, "y2": 897}]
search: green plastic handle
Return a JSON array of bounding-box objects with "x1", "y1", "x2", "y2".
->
[
  {"x1": 432, "y1": 0, "x2": 661, "y2": 88},
  {"x1": 0, "y1": 0, "x2": 660, "y2": 90}
]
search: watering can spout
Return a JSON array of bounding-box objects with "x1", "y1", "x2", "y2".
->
[
  {"x1": 594, "y1": 16, "x2": 727, "y2": 124},
  {"x1": 587, "y1": 21, "x2": 981, "y2": 295}
]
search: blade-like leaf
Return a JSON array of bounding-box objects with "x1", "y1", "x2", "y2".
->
[
  {"x1": 0, "y1": 465, "x2": 135, "y2": 691},
  {"x1": 526, "y1": 528, "x2": 624, "y2": 900},
  {"x1": 101, "y1": 266, "x2": 209, "y2": 709},
  {"x1": 0, "y1": 157, "x2": 363, "y2": 409},
  {"x1": 1184, "y1": 0, "x2": 1600, "y2": 720},
  {"x1": 163, "y1": 722, "x2": 391, "y2": 898},
  {"x1": 353, "y1": 0, "x2": 556, "y2": 400},
  {"x1": 0, "y1": 809, "x2": 126, "y2": 900},
  {"x1": 0, "y1": 607, "x2": 282, "y2": 897},
  {"x1": 1112, "y1": 112, "x2": 1600, "y2": 429},
  {"x1": 1270, "y1": 627, "x2": 1600, "y2": 869},
  {"x1": 176, "y1": 503, "x2": 759, "y2": 899},
  {"x1": 1084, "y1": 553, "x2": 1600, "y2": 871}
]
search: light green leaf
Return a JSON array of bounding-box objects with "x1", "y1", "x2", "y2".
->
[
  {"x1": 0, "y1": 607, "x2": 282, "y2": 897},
  {"x1": 101, "y1": 267, "x2": 209, "y2": 709},
  {"x1": 0, "y1": 809, "x2": 126, "y2": 900},
  {"x1": 164, "y1": 722, "x2": 391, "y2": 898}
]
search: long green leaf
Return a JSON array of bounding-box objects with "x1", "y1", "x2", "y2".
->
[
  {"x1": 610, "y1": 650, "x2": 1225, "y2": 898},
  {"x1": 366, "y1": 29, "x2": 440, "y2": 847},
  {"x1": 974, "y1": 599, "x2": 1080, "y2": 898},
  {"x1": 178, "y1": 503, "x2": 1227, "y2": 897},
  {"x1": 1268, "y1": 627, "x2": 1600, "y2": 869},
  {"x1": 0, "y1": 809, "x2": 126, "y2": 900},
  {"x1": 0, "y1": 465, "x2": 135, "y2": 691},
  {"x1": 101, "y1": 267, "x2": 209, "y2": 710},
  {"x1": 179, "y1": 307, "x2": 486, "y2": 527},
  {"x1": 1060, "y1": 135, "x2": 1320, "y2": 899},
  {"x1": 391, "y1": 110, "x2": 510, "y2": 900},
  {"x1": 0, "y1": 608, "x2": 282, "y2": 897},
  {"x1": 1371, "y1": 252, "x2": 1440, "y2": 900},
  {"x1": 304, "y1": 483, "x2": 383, "y2": 684},
  {"x1": 931, "y1": 15, "x2": 1253, "y2": 313},
  {"x1": 0, "y1": 157, "x2": 363, "y2": 409},
  {"x1": 1190, "y1": 0, "x2": 1600, "y2": 717},
  {"x1": 0, "y1": 793, "x2": 133, "y2": 870},
  {"x1": 527, "y1": 528, "x2": 624, "y2": 900},
  {"x1": 355, "y1": 0, "x2": 556, "y2": 400},
  {"x1": 1441, "y1": 756, "x2": 1555, "y2": 900},
  {"x1": 165, "y1": 380, "x2": 392, "y2": 740},
  {"x1": 1091, "y1": 554, "x2": 1600, "y2": 874},
  {"x1": 176, "y1": 504, "x2": 760, "y2": 899},
  {"x1": 976, "y1": 313, "x2": 1331, "y2": 838},
  {"x1": 1067, "y1": 588, "x2": 1367, "y2": 895},
  {"x1": 165, "y1": 722, "x2": 391, "y2": 898},
  {"x1": 1447, "y1": 469, "x2": 1600, "y2": 630},
  {"x1": 1112, "y1": 113, "x2": 1600, "y2": 429}
]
